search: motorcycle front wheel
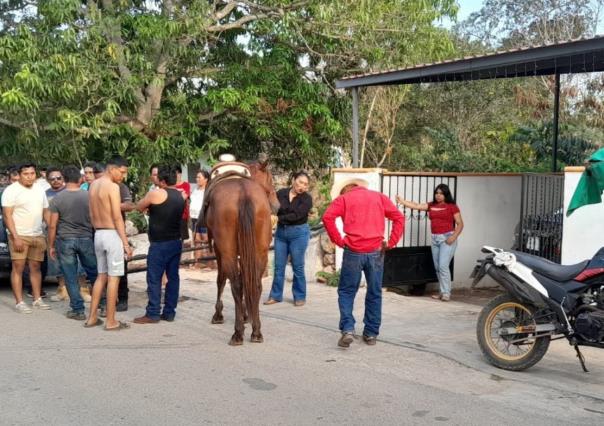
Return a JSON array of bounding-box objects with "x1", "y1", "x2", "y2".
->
[{"x1": 477, "y1": 293, "x2": 551, "y2": 371}]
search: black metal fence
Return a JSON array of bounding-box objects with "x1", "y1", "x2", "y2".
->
[
  {"x1": 381, "y1": 174, "x2": 458, "y2": 247},
  {"x1": 516, "y1": 173, "x2": 564, "y2": 263},
  {"x1": 381, "y1": 173, "x2": 457, "y2": 291}
]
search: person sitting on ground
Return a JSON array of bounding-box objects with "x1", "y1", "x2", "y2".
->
[
  {"x1": 134, "y1": 165, "x2": 185, "y2": 324},
  {"x1": 48, "y1": 165, "x2": 98, "y2": 321},
  {"x1": 322, "y1": 178, "x2": 404, "y2": 348},
  {"x1": 84, "y1": 156, "x2": 132, "y2": 330},
  {"x1": 396, "y1": 184, "x2": 463, "y2": 302}
]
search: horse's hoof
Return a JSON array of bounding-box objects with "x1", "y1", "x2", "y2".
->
[
  {"x1": 211, "y1": 316, "x2": 224, "y2": 324},
  {"x1": 250, "y1": 334, "x2": 264, "y2": 343},
  {"x1": 229, "y1": 337, "x2": 244, "y2": 346}
]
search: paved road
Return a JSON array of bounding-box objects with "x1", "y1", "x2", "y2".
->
[{"x1": 0, "y1": 270, "x2": 602, "y2": 425}]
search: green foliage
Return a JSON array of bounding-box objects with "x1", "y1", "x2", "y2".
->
[
  {"x1": 509, "y1": 123, "x2": 600, "y2": 168},
  {"x1": 316, "y1": 269, "x2": 340, "y2": 287},
  {"x1": 0, "y1": 0, "x2": 458, "y2": 183},
  {"x1": 307, "y1": 175, "x2": 333, "y2": 226},
  {"x1": 394, "y1": 127, "x2": 545, "y2": 172},
  {"x1": 127, "y1": 210, "x2": 148, "y2": 234}
]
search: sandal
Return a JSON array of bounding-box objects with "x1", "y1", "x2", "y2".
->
[
  {"x1": 104, "y1": 321, "x2": 130, "y2": 331},
  {"x1": 83, "y1": 319, "x2": 104, "y2": 328}
]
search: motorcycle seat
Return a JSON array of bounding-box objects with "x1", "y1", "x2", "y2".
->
[{"x1": 511, "y1": 251, "x2": 588, "y2": 282}]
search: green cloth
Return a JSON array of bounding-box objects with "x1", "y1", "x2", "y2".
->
[{"x1": 566, "y1": 148, "x2": 604, "y2": 216}]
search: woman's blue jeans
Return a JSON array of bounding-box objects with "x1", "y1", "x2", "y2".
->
[
  {"x1": 337, "y1": 248, "x2": 384, "y2": 337},
  {"x1": 269, "y1": 224, "x2": 310, "y2": 302},
  {"x1": 431, "y1": 232, "x2": 457, "y2": 296}
]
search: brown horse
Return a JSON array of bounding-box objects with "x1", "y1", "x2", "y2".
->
[{"x1": 205, "y1": 160, "x2": 279, "y2": 345}]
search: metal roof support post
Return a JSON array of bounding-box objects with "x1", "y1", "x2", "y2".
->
[
  {"x1": 352, "y1": 87, "x2": 360, "y2": 167},
  {"x1": 552, "y1": 72, "x2": 560, "y2": 172}
]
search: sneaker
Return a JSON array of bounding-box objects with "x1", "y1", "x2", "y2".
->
[
  {"x1": 363, "y1": 335, "x2": 377, "y2": 346},
  {"x1": 65, "y1": 310, "x2": 86, "y2": 320},
  {"x1": 338, "y1": 332, "x2": 354, "y2": 348},
  {"x1": 441, "y1": 294, "x2": 451, "y2": 302},
  {"x1": 15, "y1": 302, "x2": 32, "y2": 314},
  {"x1": 431, "y1": 294, "x2": 441, "y2": 300},
  {"x1": 27, "y1": 290, "x2": 47, "y2": 299},
  {"x1": 32, "y1": 298, "x2": 51, "y2": 310},
  {"x1": 116, "y1": 301, "x2": 128, "y2": 312}
]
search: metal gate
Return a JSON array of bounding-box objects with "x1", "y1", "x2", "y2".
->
[
  {"x1": 381, "y1": 173, "x2": 458, "y2": 291},
  {"x1": 516, "y1": 173, "x2": 564, "y2": 263}
]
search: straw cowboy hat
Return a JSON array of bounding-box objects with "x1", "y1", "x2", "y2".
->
[
  {"x1": 218, "y1": 153, "x2": 236, "y2": 162},
  {"x1": 330, "y1": 177, "x2": 369, "y2": 200}
]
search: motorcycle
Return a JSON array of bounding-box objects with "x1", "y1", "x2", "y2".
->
[{"x1": 471, "y1": 246, "x2": 604, "y2": 371}]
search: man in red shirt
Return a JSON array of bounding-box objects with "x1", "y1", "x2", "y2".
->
[
  {"x1": 322, "y1": 178, "x2": 404, "y2": 348},
  {"x1": 174, "y1": 165, "x2": 191, "y2": 241}
]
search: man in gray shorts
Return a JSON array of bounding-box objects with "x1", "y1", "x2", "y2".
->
[
  {"x1": 95, "y1": 230, "x2": 125, "y2": 277},
  {"x1": 84, "y1": 156, "x2": 133, "y2": 330}
]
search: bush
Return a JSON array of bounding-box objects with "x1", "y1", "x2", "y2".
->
[
  {"x1": 127, "y1": 210, "x2": 148, "y2": 234},
  {"x1": 316, "y1": 269, "x2": 340, "y2": 287}
]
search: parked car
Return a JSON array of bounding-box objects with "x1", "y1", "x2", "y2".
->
[{"x1": 0, "y1": 198, "x2": 11, "y2": 280}]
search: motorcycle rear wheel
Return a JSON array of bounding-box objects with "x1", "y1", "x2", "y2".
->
[{"x1": 477, "y1": 293, "x2": 551, "y2": 371}]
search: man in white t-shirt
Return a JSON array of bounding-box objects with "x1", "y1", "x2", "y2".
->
[
  {"x1": 35, "y1": 166, "x2": 51, "y2": 191},
  {"x1": 1, "y1": 163, "x2": 51, "y2": 313}
]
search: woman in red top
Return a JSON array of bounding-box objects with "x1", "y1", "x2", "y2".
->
[{"x1": 396, "y1": 184, "x2": 463, "y2": 301}]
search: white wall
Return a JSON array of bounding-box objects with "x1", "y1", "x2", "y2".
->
[
  {"x1": 328, "y1": 170, "x2": 523, "y2": 288},
  {"x1": 562, "y1": 169, "x2": 604, "y2": 264},
  {"x1": 455, "y1": 176, "x2": 522, "y2": 286}
]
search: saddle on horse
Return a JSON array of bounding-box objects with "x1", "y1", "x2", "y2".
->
[{"x1": 199, "y1": 161, "x2": 251, "y2": 228}]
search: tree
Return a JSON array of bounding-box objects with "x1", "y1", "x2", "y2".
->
[
  {"x1": 459, "y1": 0, "x2": 604, "y2": 47},
  {"x1": 0, "y1": 0, "x2": 458, "y2": 176}
]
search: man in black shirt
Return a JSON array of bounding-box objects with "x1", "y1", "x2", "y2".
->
[{"x1": 134, "y1": 165, "x2": 185, "y2": 324}]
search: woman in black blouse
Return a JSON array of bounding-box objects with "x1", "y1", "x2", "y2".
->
[{"x1": 264, "y1": 171, "x2": 312, "y2": 306}]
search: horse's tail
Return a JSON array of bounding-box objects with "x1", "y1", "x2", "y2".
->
[{"x1": 237, "y1": 191, "x2": 260, "y2": 320}]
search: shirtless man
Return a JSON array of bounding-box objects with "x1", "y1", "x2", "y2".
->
[{"x1": 84, "y1": 156, "x2": 133, "y2": 330}]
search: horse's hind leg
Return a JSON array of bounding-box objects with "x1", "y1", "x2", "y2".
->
[
  {"x1": 250, "y1": 268, "x2": 264, "y2": 343},
  {"x1": 229, "y1": 274, "x2": 245, "y2": 346},
  {"x1": 211, "y1": 267, "x2": 226, "y2": 324}
]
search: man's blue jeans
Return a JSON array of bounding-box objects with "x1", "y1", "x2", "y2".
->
[
  {"x1": 431, "y1": 232, "x2": 457, "y2": 296},
  {"x1": 269, "y1": 224, "x2": 310, "y2": 302},
  {"x1": 56, "y1": 237, "x2": 98, "y2": 313},
  {"x1": 146, "y1": 239, "x2": 182, "y2": 320},
  {"x1": 337, "y1": 248, "x2": 384, "y2": 337}
]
